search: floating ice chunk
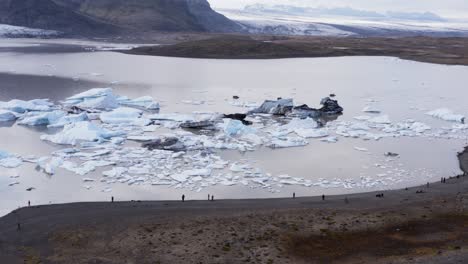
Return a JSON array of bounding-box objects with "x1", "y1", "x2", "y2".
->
[
  {"x1": 103, "y1": 167, "x2": 128, "y2": 178},
  {"x1": 354, "y1": 115, "x2": 371, "y2": 121},
  {"x1": 249, "y1": 98, "x2": 293, "y2": 115},
  {"x1": 368, "y1": 115, "x2": 391, "y2": 124},
  {"x1": 62, "y1": 160, "x2": 114, "y2": 176},
  {"x1": 118, "y1": 96, "x2": 160, "y2": 110},
  {"x1": 409, "y1": 122, "x2": 431, "y2": 133},
  {"x1": 295, "y1": 128, "x2": 328, "y2": 138},
  {"x1": 65, "y1": 88, "x2": 119, "y2": 109},
  {"x1": 41, "y1": 121, "x2": 125, "y2": 145},
  {"x1": 47, "y1": 113, "x2": 88, "y2": 128},
  {"x1": 0, "y1": 110, "x2": 17, "y2": 122},
  {"x1": 362, "y1": 105, "x2": 381, "y2": 113},
  {"x1": 184, "y1": 169, "x2": 212, "y2": 177},
  {"x1": 77, "y1": 95, "x2": 119, "y2": 110},
  {"x1": 222, "y1": 119, "x2": 256, "y2": 136},
  {"x1": 354, "y1": 147, "x2": 368, "y2": 152},
  {"x1": 270, "y1": 118, "x2": 318, "y2": 137},
  {"x1": 67, "y1": 88, "x2": 113, "y2": 101},
  {"x1": 18, "y1": 110, "x2": 66, "y2": 126},
  {"x1": 268, "y1": 137, "x2": 308, "y2": 148},
  {"x1": 99, "y1": 107, "x2": 143, "y2": 124},
  {"x1": 426, "y1": 108, "x2": 465, "y2": 123},
  {"x1": 0, "y1": 99, "x2": 53, "y2": 113},
  {"x1": 127, "y1": 135, "x2": 159, "y2": 142},
  {"x1": 37, "y1": 157, "x2": 63, "y2": 175},
  {"x1": 182, "y1": 100, "x2": 205, "y2": 105},
  {"x1": 321, "y1": 136, "x2": 338, "y2": 143},
  {"x1": 0, "y1": 150, "x2": 22, "y2": 168},
  {"x1": 171, "y1": 174, "x2": 188, "y2": 182}
]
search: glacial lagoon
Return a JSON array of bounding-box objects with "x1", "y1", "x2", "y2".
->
[{"x1": 0, "y1": 39, "x2": 467, "y2": 216}]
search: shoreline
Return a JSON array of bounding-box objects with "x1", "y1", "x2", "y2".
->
[{"x1": 0, "y1": 148, "x2": 467, "y2": 263}]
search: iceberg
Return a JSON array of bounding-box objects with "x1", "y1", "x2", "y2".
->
[
  {"x1": 64, "y1": 88, "x2": 119, "y2": 110},
  {"x1": 368, "y1": 115, "x2": 391, "y2": 124},
  {"x1": 18, "y1": 110, "x2": 66, "y2": 126},
  {"x1": 99, "y1": 107, "x2": 143, "y2": 124},
  {"x1": 47, "y1": 113, "x2": 88, "y2": 128},
  {"x1": 249, "y1": 98, "x2": 294, "y2": 115},
  {"x1": 36, "y1": 157, "x2": 63, "y2": 175},
  {"x1": 268, "y1": 137, "x2": 308, "y2": 148},
  {"x1": 0, "y1": 99, "x2": 53, "y2": 113},
  {"x1": 118, "y1": 96, "x2": 160, "y2": 110},
  {"x1": 40, "y1": 121, "x2": 125, "y2": 145},
  {"x1": 222, "y1": 119, "x2": 256, "y2": 137},
  {"x1": 0, "y1": 150, "x2": 22, "y2": 168},
  {"x1": 362, "y1": 105, "x2": 381, "y2": 113},
  {"x1": 426, "y1": 108, "x2": 465, "y2": 123},
  {"x1": 0, "y1": 110, "x2": 17, "y2": 122},
  {"x1": 294, "y1": 128, "x2": 329, "y2": 138}
]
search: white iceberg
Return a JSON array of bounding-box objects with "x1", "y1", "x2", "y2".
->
[
  {"x1": 294, "y1": 128, "x2": 329, "y2": 138},
  {"x1": 0, "y1": 110, "x2": 17, "y2": 122},
  {"x1": 0, "y1": 99, "x2": 53, "y2": 113},
  {"x1": 268, "y1": 137, "x2": 308, "y2": 148},
  {"x1": 426, "y1": 108, "x2": 465, "y2": 123},
  {"x1": 368, "y1": 115, "x2": 391, "y2": 124},
  {"x1": 0, "y1": 150, "x2": 22, "y2": 168},
  {"x1": 18, "y1": 110, "x2": 66, "y2": 126},
  {"x1": 64, "y1": 88, "x2": 119, "y2": 109},
  {"x1": 47, "y1": 113, "x2": 88, "y2": 128},
  {"x1": 40, "y1": 121, "x2": 125, "y2": 145},
  {"x1": 222, "y1": 119, "x2": 256, "y2": 137},
  {"x1": 362, "y1": 105, "x2": 381, "y2": 113},
  {"x1": 118, "y1": 96, "x2": 160, "y2": 110},
  {"x1": 99, "y1": 107, "x2": 143, "y2": 124}
]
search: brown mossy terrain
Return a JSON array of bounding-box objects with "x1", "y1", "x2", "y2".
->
[{"x1": 127, "y1": 35, "x2": 468, "y2": 66}]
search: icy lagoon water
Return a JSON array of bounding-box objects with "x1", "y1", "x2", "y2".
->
[{"x1": 0, "y1": 39, "x2": 467, "y2": 216}]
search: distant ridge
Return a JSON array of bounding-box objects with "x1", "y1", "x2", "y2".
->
[{"x1": 0, "y1": 0, "x2": 242, "y2": 36}]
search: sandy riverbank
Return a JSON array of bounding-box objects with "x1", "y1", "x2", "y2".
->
[{"x1": 0, "y1": 147, "x2": 466, "y2": 263}]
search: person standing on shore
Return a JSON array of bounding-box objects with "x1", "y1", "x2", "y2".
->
[
  {"x1": 322, "y1": 194, "x2": 325, "y2": 201},
  {"x1": 211, "y1": 195, "x2": 214, "y2": 201},
  {"x1": 182, "y1": 195, "x2": 185, "y2": 202}
]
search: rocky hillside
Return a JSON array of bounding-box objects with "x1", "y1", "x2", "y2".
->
[{"x1": 0, "y1": 0, "x2": 241, "y2": 36}]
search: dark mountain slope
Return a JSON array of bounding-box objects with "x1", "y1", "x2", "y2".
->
[{"x1": 0, "y1": 0, "x2": 241, "y2": 36}]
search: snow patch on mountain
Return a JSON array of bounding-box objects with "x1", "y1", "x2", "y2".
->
[{"x1": 0, "y1": 24, "x2": 61, "y2": 38}]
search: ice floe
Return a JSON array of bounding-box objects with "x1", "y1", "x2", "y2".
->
[
  {"x1": 1, "y1": 88, "x2": 467, "y2": 194},
  {"x1": 40, "y1": 121, "x2": 125, "y2": 145},
  {"x1": 426, "y1": 108, "x2": 465, "y2": 123},
  {"x1": 0, "y1": 110, "x2": 17, "y2": 122}
]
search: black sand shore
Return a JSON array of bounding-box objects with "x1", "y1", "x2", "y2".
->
[{"x1": 0, "y1": 148, "x2": 467, "y2": 263}]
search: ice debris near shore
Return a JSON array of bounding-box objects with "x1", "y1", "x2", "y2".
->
[{"x1": 1, "y1": 88, "x2": 467, "y2": 191}]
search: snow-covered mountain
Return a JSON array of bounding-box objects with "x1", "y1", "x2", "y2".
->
[
  {"x1": 217, "y1": 5, "x2": 468, "y2": 37},
  {"x1": 242, "y1": 4, "x2": 447, "y2": 22},
  {"x1": 0, "y1": 24, "x2": 61, "y2": 38}
]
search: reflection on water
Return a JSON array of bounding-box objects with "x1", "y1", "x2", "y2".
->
[{"x1": 0, "y1": 40, "x2": 467, "y2": 216}]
